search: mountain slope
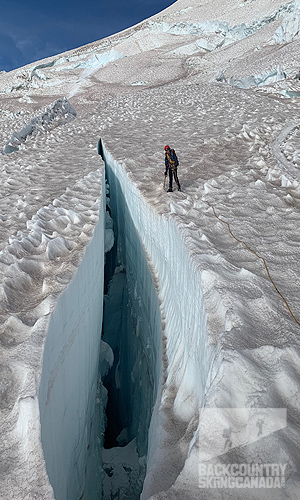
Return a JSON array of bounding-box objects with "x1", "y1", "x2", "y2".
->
[{"x1": 1, "y1": 1, "x2": 300, "y2": 499}]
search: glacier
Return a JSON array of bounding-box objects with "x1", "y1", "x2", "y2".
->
[{"x1": 1, "y1": 0, "x2": 300, "y2": 499}]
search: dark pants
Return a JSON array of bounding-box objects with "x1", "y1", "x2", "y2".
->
[{"x1": 166, "y1": 167, "x2": 180, "y2": 190}]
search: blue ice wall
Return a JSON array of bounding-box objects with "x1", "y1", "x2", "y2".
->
[
  {"x1": 38, "y1": 171, "x2": 106, "y2": 500},
  {"x1": 104, "y1": 162, "x2": 162, "y2": 460}
]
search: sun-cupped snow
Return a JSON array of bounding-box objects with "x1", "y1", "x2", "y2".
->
[
  {"x1": 1, "y1": 0, "x2": 300, "y2": 499},
  {"x1": 97, "y1": 79, "x2": 300, "y2": 499},
  {"x1": 0, "y1": 111, "x2": 106, "y2": 499}
]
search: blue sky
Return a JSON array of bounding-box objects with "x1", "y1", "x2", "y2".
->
[{"x1": 0, "y1": 0, "x2": 176, "y2": 72}]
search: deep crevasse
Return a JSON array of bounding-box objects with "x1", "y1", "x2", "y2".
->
[
  {"x1": 102, "y1": 142, "x2": 215, "y2": 498},
  {"x1": 38, "y1": 140, "x2": 214, "y2": 500},
  {"x1": 100, "y1": 169, "x2": 162, "y2": 498}
]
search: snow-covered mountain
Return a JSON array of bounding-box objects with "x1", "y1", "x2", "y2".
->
[{"x1": 1, "y1": 1, "x2": 300, "y2": 499}]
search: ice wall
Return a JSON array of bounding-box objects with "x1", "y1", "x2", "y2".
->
[
  {"x1": 38, "y1": 171, "x2": 106, "y2": 500},
  {"x1": 102, "y1": 143, "x2": 215, "y2": 498},
  {"x1": 105, "y1": 167, "x2": 163, "y2": 446},
  {"x1": 102, "y1": 157, "x2": 163, "y2": 498}
]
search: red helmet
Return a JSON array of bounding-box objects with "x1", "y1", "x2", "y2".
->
[{"x1": 164, "y1": 145, "x2": 170, "y2": 150}]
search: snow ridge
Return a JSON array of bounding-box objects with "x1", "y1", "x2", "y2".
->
[{"x1": 3, "y1": 97, "x2": 76, "y2": 154}]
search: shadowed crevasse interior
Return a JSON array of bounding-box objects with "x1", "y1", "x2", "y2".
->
[{"x1": 99, "y1": 139, "x2": 162, "y2": 498}]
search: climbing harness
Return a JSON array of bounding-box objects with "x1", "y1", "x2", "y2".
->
[{"x1": 205, "y1": 200, "x2": 300, "y2": 328}]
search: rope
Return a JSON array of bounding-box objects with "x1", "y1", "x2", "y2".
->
[{"x1": 205, "y1": 200, "x2": 300, "y2": 327}]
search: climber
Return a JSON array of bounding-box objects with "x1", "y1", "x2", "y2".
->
[{"x1": 164, "y1": 145, "x2": 181, "y2": 192}]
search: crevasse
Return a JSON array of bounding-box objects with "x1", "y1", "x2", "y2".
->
[
  {"x1": 100, "y1": 160, "x2": 163, "y2": 498},
  {"x1": 101, "y1": 141, "x2": 214, "y2": 498},
  {"x1": 39, "y1": 139, "x2": 214, "y2": 499}
]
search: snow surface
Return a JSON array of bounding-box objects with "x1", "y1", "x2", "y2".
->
[{"x1": 1, "y1": 0, "x2": 300, "y2": 499}]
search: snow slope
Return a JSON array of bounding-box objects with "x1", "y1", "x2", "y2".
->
[{"x1": 1, "y1": 0, "x2": 300, "y2": 499}]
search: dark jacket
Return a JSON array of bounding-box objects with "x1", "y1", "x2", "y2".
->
[{"x1": 165, "y1": 149, "x2": 179, "y2": 170}]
